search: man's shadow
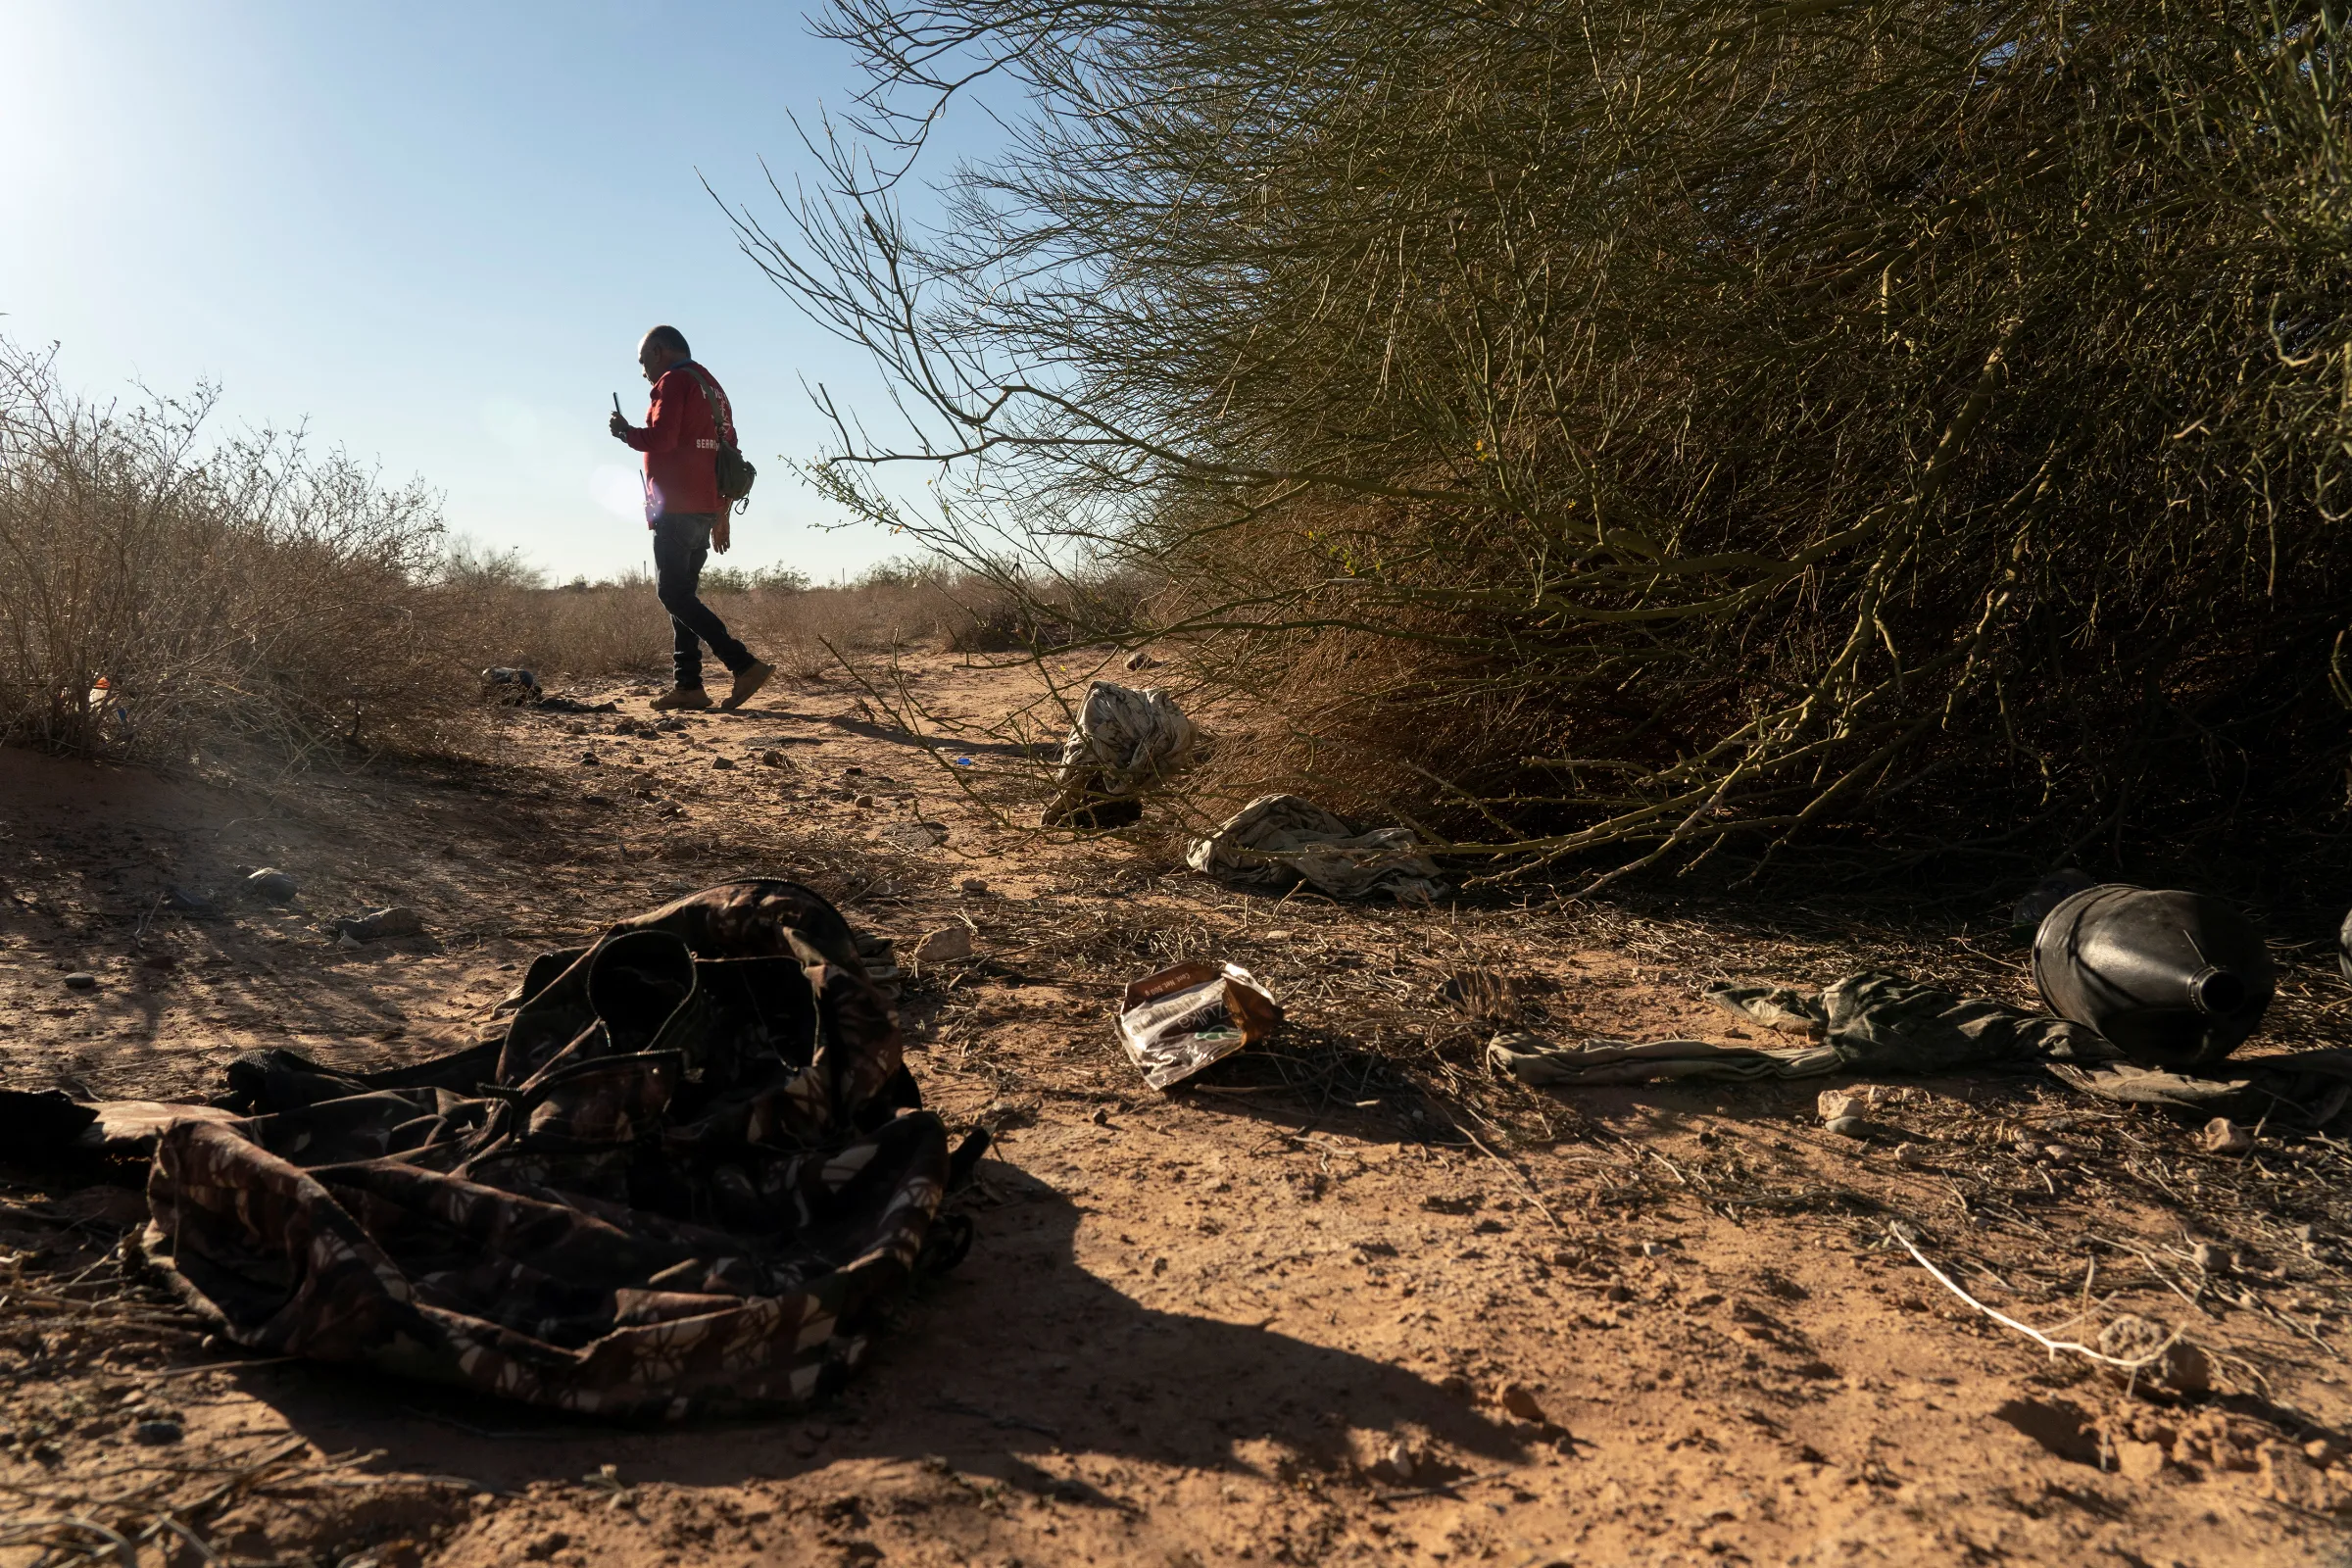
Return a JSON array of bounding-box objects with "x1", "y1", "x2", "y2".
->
[{"x1": 231, "y1": 1155, "x2": 1522, "y2": 1497}]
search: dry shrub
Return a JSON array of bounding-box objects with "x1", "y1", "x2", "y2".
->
[
  {"x1": 0, "y1": 339, "x2": 471, "y2": 764},
  {"x1": 769, "y1": 0, "x2": 2352, "y2": 886}
]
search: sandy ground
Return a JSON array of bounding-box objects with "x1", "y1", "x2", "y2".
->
[{"x1": 4, "y1": 648, "x2": 2352, "y2": 1567}]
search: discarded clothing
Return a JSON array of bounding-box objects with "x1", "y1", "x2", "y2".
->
[
  {"x1": 1042, "y1": 681, "x2": 1196, "y2": 827},
  {"x1": 1489, "y1": 969, "x2": 2111, "y2": 1087},
  {"x1": 1711, "y1": 970, "x2": 2109, "y2": 1074},
  {"x1": 1487, "y1": 1030, "x2": 1840, "y2": 1086},
  {"x1": 2049, "y1": 1052, "x2": 2352, "y2": 1128},
  {"x1": 95, "y1": 881, "x2": 970, "y2": 1418},
  {"x1": 535, "y1": 694, "x2": 622, "y2": 714},
  {"x1": 1185, "y1": 794, "x2": 1449, "y2": 906}
]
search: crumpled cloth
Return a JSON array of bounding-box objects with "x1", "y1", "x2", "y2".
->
[
  {"x1": 1043, "y1": 680, "x2": 1196, "y2": 827},
  {"x1": 1488, "y1": 969, "x2": 2111, "y2": 1086},
  {"x1": 2048, "y1": 1053, "x2": 2352, "y2": 1126},
  {"x1": 1710, "y1": 971, "x2": 2111, "y2": 1074},
  {"x1": 1185, "y1": 794, "x2": 1450, "y2": 905},
  {"x1": 126, "y1": 880, "x2": 970, "y2": 1418}
]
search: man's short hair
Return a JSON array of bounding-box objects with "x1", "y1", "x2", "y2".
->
[{"x1": 642, "y1": 324, "x2": 691, "y2": 359}]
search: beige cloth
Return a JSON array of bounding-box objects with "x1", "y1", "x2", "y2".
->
[{"x1": 1186, "y1": 794, "x2": 1449, "y2": 905}]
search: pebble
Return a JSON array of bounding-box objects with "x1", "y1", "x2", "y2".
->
[
  {"x1": 131, "y1": 1420, "x2": 183, "y2": 1446},
  {"x1": 1816, "y1": 1090, "x2": 1862, "y2": 1122},
  {"x1": 1824, "y1": 1115, "x2": 1869, "y2": 1140},
  {"x1": 855, "y1": 793, "x2": 875, "y2": 808},
  {"x1": 1892, "y1": 1143, "x2": 1927, "y2": 1166},
  {"x1": 245, "y1": 867, "x2": 298, "y2": 903},
  {"x1": 578, "y1": 752, "x2": 601, "y2": 766},
  {"x1": 761, "y1": 750, "x2": 787, "y2": 766},
  {"x1": 63, "y1": 971, "x2": 97, "y2": 990},
  {"x1": 914, "y1": 927, "x2": 974, "y2": 963},
  {"x1": 1497, "y1": 1383, "x2": 1548, "y2": 1424},
  {"x1": 712, "y1": 756, "x2": 736, "y2": 770},
  {"x1": 2201, "y1": 1116, "x2": 2255, "y2": 1156},
  {"x1": 959, "y1": 877, "x2": 990, "y2": 897}
]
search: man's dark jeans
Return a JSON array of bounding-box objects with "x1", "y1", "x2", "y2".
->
[{"x1": 651, "y1": 513, "x2": 752, "y2": 691}]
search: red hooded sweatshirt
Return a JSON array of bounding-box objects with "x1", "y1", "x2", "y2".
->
[{"x1": 618, "y1": 362, "x2": 736, "y2": 522}]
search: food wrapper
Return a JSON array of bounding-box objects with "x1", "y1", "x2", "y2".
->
[{"x1": 1116, "y1": 960, "x2": 1280, "y2": 1089}]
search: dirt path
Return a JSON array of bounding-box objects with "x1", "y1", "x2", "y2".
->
[{"x1": 4, "y1": 650, "x2": 2350, "y2": 1567}]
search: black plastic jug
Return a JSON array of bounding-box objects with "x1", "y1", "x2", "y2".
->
[{"x1": 2032, "y1": 884, "x2": 2274, "y2": 1070}]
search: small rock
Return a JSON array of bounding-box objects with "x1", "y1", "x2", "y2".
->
[
  {"x1": 761, "y1": 750, "x2": 787, "y2": 766},
  {"x1": 131, "y1": 1419, "x2": 183, "y2": 1446},
  {"x1": 1381, "y1": 1438, "x2": 1417, "y2": 1483},
  {"x1": 578, "y1": 752, "x2": 601, "y2": 766},
  {"x1": 1816, "y1": 1090, "x2": 1862, "y2": 1122},
  {"x1": 914, "y1": 927, "x2": 974, "y2": 963},
  {"x1": 1892, "y1": 1143, "x2": 1927, "y2": 1167},
  {"x1": 1497, "y1": 1383, "x2": 1548, "y2": 1424},
  {"x1": 712, "y1": 755, "x2": 736, "y2": 770},
  {"x1": 583, "y1": 793, "x2": 613, "y2": 807},
  {"x1": 1638, "y1": 1241, "x2": 1667, "y2": 1257},
  {"x1": 62, "y1": 971, "x2": 97, "y2": 991},
  {"x1": 564, "y1": 720, "x2": 588, "y2": 736},
  {"x1": 245, "y1": 867, "x2": 298, "y2": 903},
  {"x1": 854, "y1": 793, "x2": 874, "y2": 808},
  {"x1": 2201, "y1": 1117, "x2": 2255, "y2": 1156},
  {"x1": 2307, "y1": 1437, "x2": 2348, "y2": 1467},
  {"x1": 2114, "y1": 1439, "x2": 2169, "y2": 1481},
  {"x1": 334, "y1": 907, "x2": 424, "y2": 943},
  {"x1": 1825, "y1": 1115, "x2": 1869, "y2": 1140},
  {"x1": 959, "y1": 877, "x2": 990, "y2": 897},
  {"x1": 2190, "y1": 1241, "x2": 2226, "y2": 1274},
  {"x1": 2040, "y1": 1144, "x2": 2077, "y2": 1163}
]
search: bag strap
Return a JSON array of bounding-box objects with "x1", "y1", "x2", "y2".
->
[{"x1": 677, "y1": 364, "x2": 738, "y2": 450}]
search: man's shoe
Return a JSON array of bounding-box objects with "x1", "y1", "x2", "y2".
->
[
  {"x1": 650, "y1": 685, "x2": 713, "y2": 711},
  {"x1": 720, "y1": 661, "x2": 776, "y2": 711}
]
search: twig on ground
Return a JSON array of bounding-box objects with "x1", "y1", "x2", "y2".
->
[{"x1": 1889, "y1": 1222, "x2": 2183, "y2": 1372}]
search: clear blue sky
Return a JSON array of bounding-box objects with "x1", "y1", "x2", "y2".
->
[{"x1": 1, "y1": 2, "x2": 922, "y2": 584}]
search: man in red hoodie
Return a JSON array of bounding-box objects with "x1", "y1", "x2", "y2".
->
[{"x1": 608, "y1": 324, "x2": 775, "y2": 711}]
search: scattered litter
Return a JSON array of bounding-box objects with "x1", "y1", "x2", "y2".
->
[
  {"x1": 875, "y1": 821, "x2": 950, "y2": 852},
  {"x1": 913, "y1": 926, "x2": 975, "y2": 963},
  {"x1": 1116, "y1": 960, "x2": 1279, "y2": 1089},
  {"x1": 62, "y1": 971, "x2": 97, "y2": 991},
  {"x1": 2033, "y1": 884, "x2": 2274, "y2": 1069},
  {"x1": 332, "y1": 906, "x2": 424, "y2": 943},
  {"x1": 244, "y1": 867, "x2": 298, "y2": 903},
  {"x1": 15, "y1": 880, "x2": 972, "y2": 1416},
  {"x1": 535, "y1": 694, "x2": 620, "y2": 714},
  {"x1": 480, "y1": 666, "x2": 542, "y2": 704},
  {"x1": 1186, "y1": 794, "x2": 1448, "y2": 905},
  {"x1": 2046, "y1": 1053, "x2": 2352, "y2": 1125},
  {"x1": 952, "y1": 756, "x2": 975, "y2": 767},
  {"x1": 2200, "y1": 1116, "x2": 2256, "y2": 1155},
  {"x1": 1042, "y1": 681, "x2": 1196, "y2": 828}
]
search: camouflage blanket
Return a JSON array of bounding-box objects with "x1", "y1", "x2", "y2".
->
[{"x1": 133, "y1": 880, "x2": 974, "y2": 1418}]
